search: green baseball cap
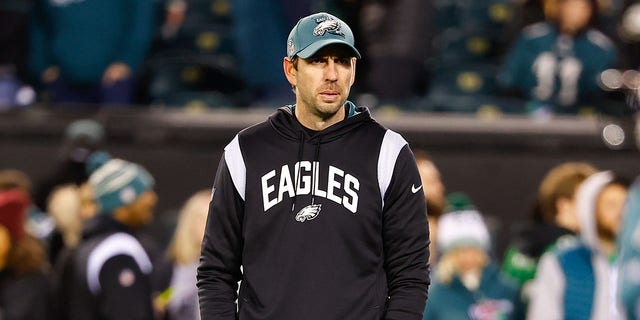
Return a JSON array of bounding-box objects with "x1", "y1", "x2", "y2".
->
[{"x1": 286, "y1": 12, "x2": 361, "y2": 60}]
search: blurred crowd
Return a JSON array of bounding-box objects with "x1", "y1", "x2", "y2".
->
[
  {"x1": 418, "y1": 153, "x2": 640, "y2": 319},
  {"x1": 0, "y1": 118, "x2": 639, "y2": 319},
  {"x1": 2, "y1": 0, "x2": 640, "y2": 116},
  {"x1": 2, "y1": 0, "x2": 640, "y2": 319}
]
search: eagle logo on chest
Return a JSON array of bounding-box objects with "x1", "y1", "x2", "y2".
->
[{"x1": 295, "y1": 204, "x2": 322, "y2": 223}]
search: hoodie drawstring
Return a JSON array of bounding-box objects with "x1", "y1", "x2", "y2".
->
[
  {"x1": 291, "y1": 132, "x2": 322, "y2": 212},
  {"x1": 292, "y1": 131, "x2": 305, "y2": 212},
  {"x1": 310, "y1": 137, "x2": 321, "y2": 205}
]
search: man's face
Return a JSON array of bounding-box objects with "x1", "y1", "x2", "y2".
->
[
  {"x1": 124, "y1": 191, "x2": 158, "y2": 227},
  {"x1": 285, "y1": 44, "x2": 356, "y2": 121},
  {"x1": 559, "y1": 0, "x2": 592, "y2": 34},
  {"x1": 596, "y1": 183, "x2": 627, "y2": 240},
  {"x1": 417, "y1": 160, "x2": 445, "y2": 210},
  {"x1": 451, "y1": 247, "x2": 488, "y2": 275}
]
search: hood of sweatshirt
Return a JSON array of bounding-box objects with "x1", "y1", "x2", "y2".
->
[
  {"x1": 575, "y1": 171, "x2": 614, "y2": 252},
  {"x1": 268, "y1": 101, "x2": 373, "y2": 143},
  {"x1": 266, "y1": 101, "x2": 374, "y2": 212}
]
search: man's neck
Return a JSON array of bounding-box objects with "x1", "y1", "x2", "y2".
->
[{"x1": 294, "y1": 105, "x2": 345, "y2": 131}]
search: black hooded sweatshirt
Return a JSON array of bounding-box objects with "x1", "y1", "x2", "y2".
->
[{"x1": 197, "y1": 102, "x2": 430, "y2": 320}]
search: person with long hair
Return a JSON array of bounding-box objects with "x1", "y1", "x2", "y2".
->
[{"x1": 156, "y1": 189, "x2": 211, "y2": 320}]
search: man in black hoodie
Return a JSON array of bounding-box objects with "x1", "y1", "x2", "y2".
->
[{"x1": 197, "y1": 12, "x2": 430, "y2": 320}]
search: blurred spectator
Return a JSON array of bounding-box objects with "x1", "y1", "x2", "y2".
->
[
  {"x1": 155, "y1": 188, "x2": 211, "y2": 320},
  {"x1": 527, "y1": 171, "x2": 629, "y2": 319},
  {"x1": 423, "y1": 196, "x2": 523, "y2": 320},
  {"x1": 0, "y1": 0, "x2": 36, "y2": 110},
  {"x1": 357, "y1": 0, "x2": 433, "y2": 107},
  {"x1": 53, "y1": 152, "x2": 158, "y2": 319},
  {"x1": 33, "y1": 118, "x2": 105, "y2": 211},
  {"x1": 228, "y1": 0, "x2": 307, "y2": 107},
  {"x1": 46, "y1": 182, "x2": 97, "y2": 266},
  {"x1": 0, "y1": 169, "x2": 50, "y2": 320},
  {"x1": 0, "y1": 169, "x2": 54, "y2": 242},
  {"x1": 28, "y1": 0, "x2": 155, "y2": 107},
  {"x1": 502, "y1": 162, "x2": 598, "y2": 290},
  {"x1": 498, "y1": 0, "x2": 617, "y2": 114},
  {"x1": 414, "y1": 150, "x2": 446, "y2": 265},
  {"x1": 617, "y1": 176, "x2": 640, "y2": 320}
]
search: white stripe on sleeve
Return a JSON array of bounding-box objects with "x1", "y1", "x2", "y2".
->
[{"x1": 377, "y1": 130, "x2": 407, "y2": 209}]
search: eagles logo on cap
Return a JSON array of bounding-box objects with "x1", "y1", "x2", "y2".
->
[{"x1": 313, "y1": 16, "x2": 345, "y2": 37}]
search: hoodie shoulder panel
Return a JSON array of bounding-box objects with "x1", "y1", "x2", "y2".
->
[
  {"x1": 377, "y1": 130, "x2": 407, "y2": 208},
  {"x1": 224, "y1": 135, "x2": 246, "y2": 201}
]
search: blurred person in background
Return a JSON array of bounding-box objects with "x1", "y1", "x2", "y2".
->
[
  {"x1": 0, "y1": 169, "x2": 50, "y2": 320},
  {"x1": 617, "y1": 176, "x2": 640, "y2": 320},
  {"x1": 527, "y1": 171, "x2": 629, "y2": 319},
  {"x1": 502, "y1": 162, "x2": 598, "y2": 294},
  {"x1": 498, "y1": 0, "x2": 617, "y2": 115},
  {"x1": 28, "y1": 0, "x2": 155, "y2": 107},
  {"x1": 53, "y1": 152, "x2": 158, "y2": 320},
  {"x1": 155, "y1": 188, "x2": 211, "y2": 320},
  {"x1": 33, "y1": 118, "x2": 105, "y2": 211},
  {"x1": 229, "y1": 0, "x2": 313, "y2": 106},
  {"x1": 355, "y1": 0, "x2": 434, "y2": 107},
  {"x1": 415, "y1": 149, "x2": 446, "y2": 265},
  {"x1": 46, "y1": 182, "x2": 97, "y2": 266},
  {"x1": 423, "y1": 195, "x2": 523, "y2": 320}
]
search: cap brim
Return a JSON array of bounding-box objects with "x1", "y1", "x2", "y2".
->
[{"x1": 296, "y1": 39, "x2": 361, "y2": 59}]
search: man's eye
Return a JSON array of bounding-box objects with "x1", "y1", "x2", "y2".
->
[{"x1": 337, "y1": 58, "x2": 350, "y2": 65}]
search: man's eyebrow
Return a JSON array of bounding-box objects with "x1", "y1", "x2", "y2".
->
[{"x1": 310, "y1": 54, "x2": 352, "y2": 59}]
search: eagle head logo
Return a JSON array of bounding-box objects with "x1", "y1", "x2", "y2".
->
[
  {"x1": 313, "y1": 16, "x2": 344, "y2": 37},
  {"x1": 295, "y1": 204, "x2": 322, "y2": 222}
]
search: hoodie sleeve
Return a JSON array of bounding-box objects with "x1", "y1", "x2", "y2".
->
[
  {"x1": 526, "y1": 252, "x2": 565, "y2": 320},
  {"x1": 197, "y1": 147, "x2": 245, "y2": 320},
  {"x1": 381, "y1": 143, "x2": 431, "y2": 320}
]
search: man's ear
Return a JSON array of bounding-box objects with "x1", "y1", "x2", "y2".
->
[
  {"x1": 283, "y1": 58, "x2": 297, "y2": 87},
  {"x1": 350, "y1": 58, "x2": 356, "y2": 86}
]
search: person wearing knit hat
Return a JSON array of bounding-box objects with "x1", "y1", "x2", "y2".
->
[
  {"x1": 423, "y1": 192, "x2": 524, "y2": 320},
  {"x1": 0, "y1": 170, "x2": 50, "y2": 320},
  {"x1": 51, "y1": 152, "x2": 158, "y2": 320},
  {"x1": 0, "y1": 189, "x2": 30, "y2": 241},
  {"x1": 87, "y1": 151, "x2": 155, "y2": 220}
]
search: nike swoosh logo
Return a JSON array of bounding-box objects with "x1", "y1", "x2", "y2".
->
[{"x1": 411, "y1": 184, "x2": 423, "y2": 194}]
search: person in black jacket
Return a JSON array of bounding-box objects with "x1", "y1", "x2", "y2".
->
[
  {"x1": 0, "y1": 170, "x2": 50, "y2": 320},
  {"x1": 54, "y1": 152, "x2": 157, "y2": 320},
  {"x1": 197, "y1": 12, "x2": 431, "y2": 320}
]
